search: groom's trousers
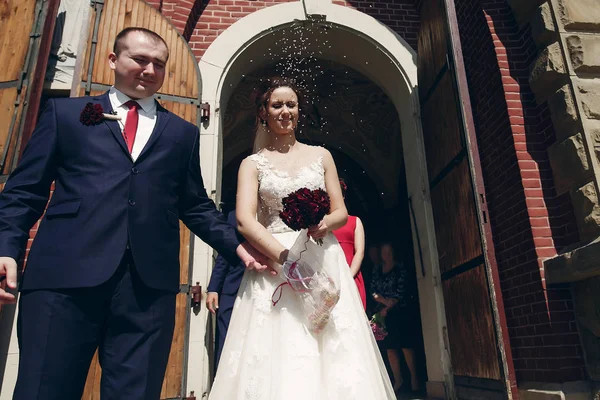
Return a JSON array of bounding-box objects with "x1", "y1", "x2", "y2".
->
[{"x1": 13, "y1": 251, "x2": 177, "y2": 400}]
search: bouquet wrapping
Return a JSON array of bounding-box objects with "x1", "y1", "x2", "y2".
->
[
  {"x1": 278, "y1": 231, "x2": 341, "y2": 334},
  {"x1": 272, "y1": 187, "x2": 340, "y2": 334}
]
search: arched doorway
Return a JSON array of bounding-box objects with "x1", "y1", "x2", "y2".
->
[
  {"x1": 219, "y1": 60, "x2": 430, "y2": 390},
  {"x1": 195, "y1": 2, "x2": 454, "y2": 397}
]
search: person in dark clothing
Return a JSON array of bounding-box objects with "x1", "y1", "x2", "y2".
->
[
  {"x1": 371, "y1": 242, "x2": 420, "y2": 394},
  {"x1": 206, "y1": 210, "x2": 245, "y2": 371}
]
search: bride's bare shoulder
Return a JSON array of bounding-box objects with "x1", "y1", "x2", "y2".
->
[
  {"x1": 303, "y1": 143, "x2": 331, "y2": 159},
  {"x1": 240, "y1": 154, "x2": 263, "y2": 171}
]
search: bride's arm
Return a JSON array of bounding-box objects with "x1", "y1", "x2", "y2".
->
[
  {"x1": 322, "y1": 149, "x2": 348, "y2": 231},
  {"x1": 236, "y1": 158, "x2": 289, "y2": 268},
  {"x1": 309, "y1": 149, "x2": 348, "y2": 239}
]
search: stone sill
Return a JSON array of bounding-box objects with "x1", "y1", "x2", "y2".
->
[{"x1": 545, "y1": 238, "x2": 600, "y2": 284}]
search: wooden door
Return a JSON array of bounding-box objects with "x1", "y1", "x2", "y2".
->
[
  {"x1": 73, "y1": 1, "x2": 201, "y2": 398},
  {"x1": 0, "y1": 0, "x2": 59, "y2": 317},
  {"x1": 417, "y1": 0, "x2": 517, "y2": 398}
]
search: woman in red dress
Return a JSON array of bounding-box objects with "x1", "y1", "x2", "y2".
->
[{"x1": 333, "y1": 180, "x2": 367, "y2": 309}]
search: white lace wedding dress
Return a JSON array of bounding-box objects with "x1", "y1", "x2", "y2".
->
[{"x1": 208, "y1": 152, "x2": 396, "y2": 400}]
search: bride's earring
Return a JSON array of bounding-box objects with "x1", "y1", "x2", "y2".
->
[{"x1": 261, "y1": 119, "x2": 267, "y2": 127}]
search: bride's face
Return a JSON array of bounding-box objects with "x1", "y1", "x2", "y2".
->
[{"x1": 261, "y1": 87, "x2": 299, "y2": 135}]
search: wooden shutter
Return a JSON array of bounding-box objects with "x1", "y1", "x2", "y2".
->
[
  {"x1": 0, "y1": 0, "x2": 59, "y2": 179},
  {"x1": 75, "y1": 1, "x2": 201, "y2": 398},
  {"x1": 417, "y1": 0, "x2": 517, "y2": 397}
]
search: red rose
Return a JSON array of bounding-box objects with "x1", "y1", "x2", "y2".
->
[
  {"x1": 80, "y1": 102, "x2": 105, "y2": 126},
  {"x1": 279, "y1": 187, "x2": 331, "y2": 232}
]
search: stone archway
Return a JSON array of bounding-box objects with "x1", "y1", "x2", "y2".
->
[{"x1": 189, "y1": 2, "x2": 452, "y2": 397}]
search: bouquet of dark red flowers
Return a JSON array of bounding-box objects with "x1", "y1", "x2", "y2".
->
[{"x1": 279, "y1": 188, "x2": 330, "y2": 244}]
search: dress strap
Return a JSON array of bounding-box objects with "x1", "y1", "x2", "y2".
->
[{"x1": 247, "y1": 153, "x2": 270, "y2": 172}]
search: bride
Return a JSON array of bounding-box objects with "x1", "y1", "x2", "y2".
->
[{"x1": 208, "y1": 77, "x2": 396, "y2": 399}]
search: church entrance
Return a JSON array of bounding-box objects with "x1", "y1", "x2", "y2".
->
[
  {"x1": 201, "y1": 2, "x2": 518, "y2": 398},
  {"x1": 219, "y1": 58, "x2": 429, "y2": 394}
]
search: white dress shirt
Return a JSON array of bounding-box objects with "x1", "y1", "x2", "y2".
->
[{"x1": 108, "y1": 87, "x2": 157, "y2": 161}]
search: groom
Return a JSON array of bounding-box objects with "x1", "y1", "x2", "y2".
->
[{"x1": 0, "y1": 27, "x2": 266, "y2": 399}]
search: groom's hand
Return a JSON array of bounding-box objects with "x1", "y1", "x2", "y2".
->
[
  {"x1": 0, "y1": 257, "x2": 17, "y2": 304},
  {"x1": 236, "y1": 242, "x2": 276, "y2": 275},
  {"x1": 206, "y1": 292, "x2": 219, "y2": 315}
]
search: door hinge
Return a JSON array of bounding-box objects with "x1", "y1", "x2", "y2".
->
[
  {"x1": 179, "y1": 282, "x2": 202, "y2": 309},
  {"x1": 479, "y1": 193, "x2": 488, "y2": 223},
  {"x1": 190, "y1": 282, "x2": 202, "y2": 309}
]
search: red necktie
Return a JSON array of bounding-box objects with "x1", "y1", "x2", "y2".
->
[{"x1": 123, "y1": 100, "x2": 139, "y2": 153}]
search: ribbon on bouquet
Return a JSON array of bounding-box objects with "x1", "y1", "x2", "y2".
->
[
  {"x1": 271, "y1": 282, "x2": 289, "y2": 306},
  {"x1": 270, "y1": 234, "x2": 311, "y2": 307}
]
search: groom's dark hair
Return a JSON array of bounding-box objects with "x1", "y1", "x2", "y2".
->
[{"x1": 113, "y1": 27, "x2": 169, "y2": 60}]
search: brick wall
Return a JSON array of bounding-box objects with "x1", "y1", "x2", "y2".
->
[
  {"x1": 146, "y1": 0, "x2": 297, "y2": 60},
  {"x1": 148, "y1": 1, "x2": 420, "y2": 60},
  {"x1": 456, "y1": 0, "x2": 585, "y2": 383},
  {"x1": 333, "y1": 1, "x2": 420, "y2": 51}
]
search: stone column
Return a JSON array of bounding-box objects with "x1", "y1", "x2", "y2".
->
[{"x1": 509, "y1": 0, "x2": 600, "y2": 389}]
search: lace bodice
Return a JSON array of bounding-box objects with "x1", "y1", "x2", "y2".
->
[{"x1": 247, "y1": 152, "x2": 326, "y2": 233}]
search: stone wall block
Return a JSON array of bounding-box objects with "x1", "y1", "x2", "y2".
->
[
  {"x1": 566, "y1": 35, "x2": 600, "y2": 74},
  {"x1": 507, "y1": 0, "x2": 547, "y2": 26},
  {"x1": 571, "y1": 181, "x2": 600, "y2": 240},
  {"x1": 546, "y1": 238, "x2": 600, "y2": 284},
  {"x1": 558, "y1": 0, "x2": 600, "y2": 31},
  {"x1": 587, "y1": 120, "x2": 600, "y2": 166},
  {"x1": 547, "y1": 84, "x2": 582, "y2": 141},
  {"x1": 531, "y1": 2, "x2": 557, "y2": 48},
  {"x1": 530, "y1": 42, "x2": 568, "y2": 103},
  {"x1": 548, "y1": 133, "x2": 591, "y2": 194},
  {"x1": 576, "y1": 79, "x2": 600, "y2": 120}
]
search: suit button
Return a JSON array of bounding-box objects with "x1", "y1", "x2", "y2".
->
[
  {"x1": 131, "y1": 167, "x2": 139, "y2": 174},
  {"x1": 128, "y1": 199, "x2": 136, "y2": 206}
]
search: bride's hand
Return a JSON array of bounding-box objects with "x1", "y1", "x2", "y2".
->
[
  {"x1": 237, "y1": 242, "x2": 277, "y2": 275},
  {"x1": 308, "y1": 218, "x2": 329, "y2": 240}
]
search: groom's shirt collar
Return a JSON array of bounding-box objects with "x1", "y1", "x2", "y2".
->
[{"x1": 108, "y1": 87, "x2": 156, "y2": 114}]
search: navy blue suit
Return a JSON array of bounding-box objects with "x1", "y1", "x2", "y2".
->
[
  {"x1": 0, "y1": 93, "x2": 241, "y2": 399},
  {"x1": 207, "y1": 211, "x2": 245, "y2": 371}
]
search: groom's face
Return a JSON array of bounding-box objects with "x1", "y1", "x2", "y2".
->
[{"x1": 108, "y1": 31, "x2": 168, "y2": 99}]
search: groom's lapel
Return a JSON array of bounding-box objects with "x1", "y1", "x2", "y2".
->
[
  {"x1": 136, "y1": 102, "x2": 171, "y2": 163},
  {"x1": 95, "y1": 92, "x2": 130, "y2": 157}
]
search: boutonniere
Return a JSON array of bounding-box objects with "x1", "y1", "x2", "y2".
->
[{"x1": 80, "y1": 102, "x2": 121, "y2": 126}]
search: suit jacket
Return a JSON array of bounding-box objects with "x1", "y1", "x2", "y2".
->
[
  {"x1": 0, "y1": 92, "x2": 240, "y2": 292},
  {"x1": 207, "y1": 211, "x2": 245, "y2": 296}
]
